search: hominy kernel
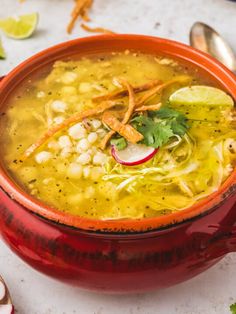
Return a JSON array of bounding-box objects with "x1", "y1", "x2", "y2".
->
[
  {"x1": 90, "y1": 119, "x2": 102, "y2": 130},
  {"x1": 77, "y1": 138, "x2": 90, "y2": 151},
  {"x1": 48, "y1": 141, "x2": 60, "y2": 151},
  {"x1": 87, "y1": 132, "x2": 98, "y2": 144},
  {"x1": 76, "y1": 153, "x2": 91, "y2": 165},
  {"x1": 68, "y1": 123, "x2": 87, "y2": 140},
  {"x1": 35, "y1": 151, "x2": 52, "y2": 164},
  {"x1": 83, "y1": 166, "x2": 91, "y2": 178},
  {"x1": 61, "y1": 72, "x2": 78, "y2": 84},
  {"x1": 93, "y1": 152, "x2": 107, "y2": 165},
  {"x1": 96, "y1": 128, "x2": 107, "y2": 138},
  {"x1": 58, "y1": 135, "x2": 72, "y2": 148},
  {"x1": 53, "y1": 116, "x2": 65, "y2": 124},
  {"x1": 85, "y1": 186, "x2": 95, "y2": 199},
  {"x1": 67, "y1": 163, "x2": 83, "y2": 178},
  {"x1": 37, "y1": 91, "x2": 45, "y2": 98},
  {"x1": 51, "y1": 100, "x2": 67, "y2": 113},
  {"x1": 60, "y1": 147, "x2": 72, "y2": 158}
]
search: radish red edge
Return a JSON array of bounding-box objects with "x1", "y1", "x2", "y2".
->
[
  {"x1": 0, "y1": 304, "x2": 14, "y2": 314},
  {"x1": 111, "y1": 144, "x2": 158, "y2": 166}
]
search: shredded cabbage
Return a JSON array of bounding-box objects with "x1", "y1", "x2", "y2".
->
[{"x1": 102, "y1": 123, "x2": 236, "y2": 217}]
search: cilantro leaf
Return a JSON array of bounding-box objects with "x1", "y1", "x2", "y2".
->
[
  {"x1": 110, "y1": 137, "x2": 127, "y2": 151},
  {"x1": 150, "y1": 107, "x2": 183, "y2": 119},
  {"x1": 150, "y1": 107, "x2": 189, "y2": 136},
  {"x1": 230, "y1": 303, "x2": 236, "y2": 314},
  {"x1": 132, "y1": 115, "x2": 174, "y2": 148}
]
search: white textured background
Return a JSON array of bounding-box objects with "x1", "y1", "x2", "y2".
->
[{"x1": 0, "y1": 0, "x2": 236, "y2": 313}]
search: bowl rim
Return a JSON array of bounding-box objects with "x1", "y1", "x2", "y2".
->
[{"x1": 0, "y1": 34, "x2": 236, "y2": 233}]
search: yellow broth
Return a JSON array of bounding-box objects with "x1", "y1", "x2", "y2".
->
[{"x1": 0, "y1": 51, "x2": 236, "y2": 220}]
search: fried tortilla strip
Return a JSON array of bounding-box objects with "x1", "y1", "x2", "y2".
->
[
  {"x1": 100, "y1": 78, "x2": 137, "y2": 149},
  {"x1": 92, "y1": 80, "x2": 161, "y2": 102},
  {"x1": 22, "y1": 101, "x2": 117, "y2": 161},
  {"x1": 120, "y1": 78, "x2": 136, "y2": 124},
  {"x1": 81, "y1": 23, "x2": 115, "y2": 34},
  {"x1": 80, "y1": 0, "x2": 93, "y2": 21},
  {"x1": 136, "y1": 76, "x2": 192, "y2": 107},
  {"x1": 135, "y1": 102, "x2": 162, "y2": 112},
  {"x1": 102, "y1": 112, "x2": 143, "y2": 143},
  {"x1": 81, "y1": 10, "x2": 91, "y2": 22},
  {"x1": 67, "y1": 0, "x2": 93, "y2": 34}
]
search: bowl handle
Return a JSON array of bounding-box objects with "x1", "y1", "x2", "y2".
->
[
  {"x1": 220, "y1": 225, "x2": 236, "y2": 253},
  {"x1": 205, "y1": 224, "x2": 236, "y2": 260}
]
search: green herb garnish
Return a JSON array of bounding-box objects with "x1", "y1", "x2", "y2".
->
[
  {"x1": 110, "y1": 137, "x2": 127, "y2": 151},
  {"x1": 132, "y1": 115, "x2": 174, "y2": 148},
  {"x1": 132, "y1": 107, "x2": 189, "y2": 148},
  {"x1": 150, "y1": 107, "x2": 189, "y2": 136},
  {"x1": 230, "y1": 303, "x2": 236, "y2": 314}
]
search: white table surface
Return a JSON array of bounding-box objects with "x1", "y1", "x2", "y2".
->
[{"x1": 0, "y1": 0, "x2": 236, "y2": 313}]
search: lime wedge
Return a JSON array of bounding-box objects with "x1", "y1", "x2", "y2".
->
[
  {"x1": 0, "y1": 38, "x2": 6, "y2": 59},
  {"x1": 169, "y1": 85, "x2": 234, "y2": 107},
  {"x1": 0, "y1": 13, "x2": 38, "y2": 39}
]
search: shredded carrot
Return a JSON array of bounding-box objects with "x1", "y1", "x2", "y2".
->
[
  {"x1": 102, "y1": 112, "x2": 143, "y2": 143},
  {"x1": 81, "y1": 23, "x2": 115, "y2": 34},
  {"x1": 21, "y1": 101, "x2": 117, "y2": 161},
  {"x1": 100, "y1": 78, "x2": 137, "y2": 149},
  {"x1": 92, "y1": 80, "x2": 162, "y2": 103},
  {"x1": 135, "y1": 103, "x2": 162, "y2": 112}
]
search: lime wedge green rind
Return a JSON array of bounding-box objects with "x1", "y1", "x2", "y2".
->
[
  {"x1": 169, "y1": 85, "x2": 234, "y2": 107},
  {"x1": 0, "y1": 38, "x2": 6, "y2": 59},
  {"x1": 0, "y1": 13, "x2": 38, "y2": 39}
]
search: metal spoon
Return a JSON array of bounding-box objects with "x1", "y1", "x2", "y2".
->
[{"x1": 190, "y1": 21, "x2": 236, "y2": 73}]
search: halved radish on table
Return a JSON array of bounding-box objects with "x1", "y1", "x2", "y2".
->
[
  {"x1": 0, "y1": 276, "x2": 14, "y2": 314},
  {"x1": 111, "y1": 143, "x2": 158, "y2": 166},
  {"x1": 0, "y1": 305, "x2": 14, "y2": 314}
]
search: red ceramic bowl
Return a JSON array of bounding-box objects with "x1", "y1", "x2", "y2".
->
[{"x1": 0, "y1": 35, "x2": 236, "y2": 293}]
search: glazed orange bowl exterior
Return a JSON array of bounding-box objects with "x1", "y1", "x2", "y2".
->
[{"x1": 0, "y1": 35, "x2": 236, "y2": 292}]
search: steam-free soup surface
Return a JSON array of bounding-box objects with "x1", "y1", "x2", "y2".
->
[{"x1": 1, "y1": 51, "x2": 235, "y2": 220}]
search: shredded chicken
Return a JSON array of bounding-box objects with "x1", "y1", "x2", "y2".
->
[{"x1": 21, "y1": 100, "x2": 117, "y2": 160}]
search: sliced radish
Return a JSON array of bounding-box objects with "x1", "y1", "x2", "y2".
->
[
  {"x1": 0, "y1": 305, "x2": 14, "y2": 314},
  {"x1": 0, "y1": 281, "x2": 6, "y2": 301},
  {"x1": 111, "y1": 143, "x2": 158, "y2": 166}
]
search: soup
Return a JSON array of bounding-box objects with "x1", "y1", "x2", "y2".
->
[{"x1": 1, "y1": 51, "x2": 236, "y2": 220}]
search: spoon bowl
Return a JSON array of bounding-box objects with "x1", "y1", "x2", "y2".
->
[{"x1": 190, "y1": 21, "x2": 236, "y2": 73}]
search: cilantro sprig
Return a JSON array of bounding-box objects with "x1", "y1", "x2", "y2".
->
[
  {"x1": 132, "y1": 107, "x2": 189, "y2": 149},
  {"x1": 150, "y1": 107, "x2": 189, "y2": 136},
  {"x1": 132, "y1": 115, "x2": 174, "y2": 148},
  {"x1": 110, "y1": 137, "x2": 127, "y2": 151}
]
